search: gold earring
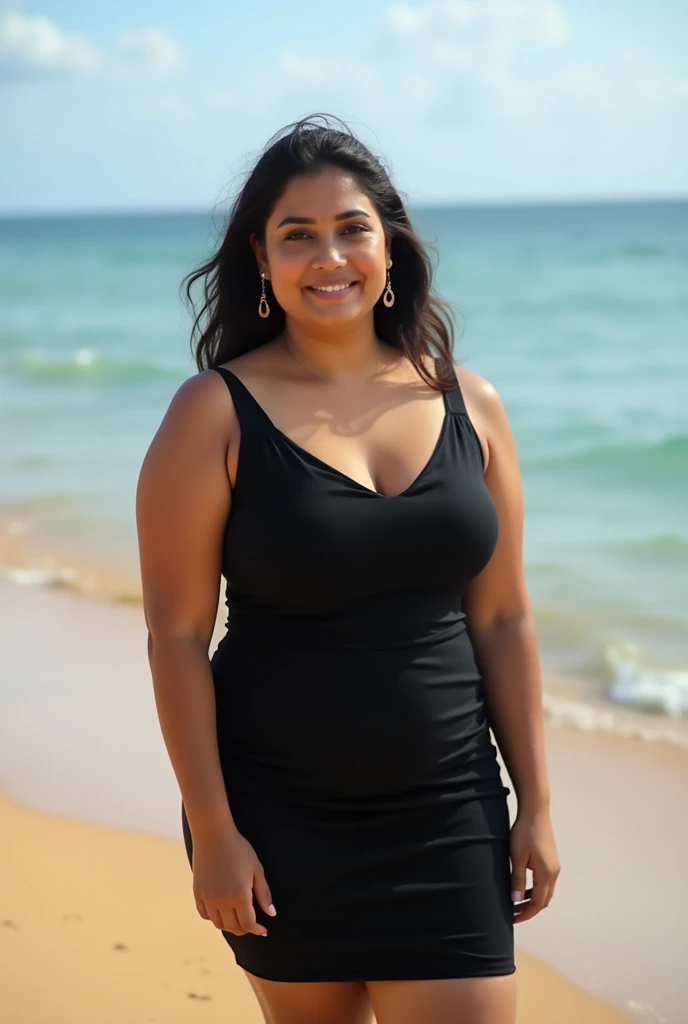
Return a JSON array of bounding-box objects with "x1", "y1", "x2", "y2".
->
[
  {"x1": 258, "y1": 272, "x2": 270, "y2": 318},
  {"x1": 383, "y1": 260, "x2": 395, "y2": 307}
]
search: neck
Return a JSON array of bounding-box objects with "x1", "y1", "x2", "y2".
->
[{"x1": 280, "y1": 331, "x2": 387, "y2": 384}]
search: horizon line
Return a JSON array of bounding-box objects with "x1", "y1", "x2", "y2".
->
[{"x1": 1, "y1": 192, "x2": 687, "y2": 220}]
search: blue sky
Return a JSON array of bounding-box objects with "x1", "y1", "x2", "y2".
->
[{"x1": 1, "y1": 0, "x2": 687, "y2": 212}]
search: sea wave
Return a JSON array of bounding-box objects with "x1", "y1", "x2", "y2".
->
[
  {"x1": 524, "y1": 435, "x2": 688, "y2": 476},
  {"x1": 8, "y1": 348, "x2": 181, "y2": 385},
  {"x1": 542, "y1": 691, "x2": 688, "y2": 748},
  {"x1": 606, "y1": 533, "x2": 688, "y2": 559},
  {"x1": 605, "y1": 641, "x2": 688, "y2": 719}
]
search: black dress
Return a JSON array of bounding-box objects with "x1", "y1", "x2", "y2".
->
[{"x1": 181, "y1": 357, "x2": 516, "y2": 982}]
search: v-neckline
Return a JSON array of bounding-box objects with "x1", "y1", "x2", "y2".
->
[{"x1": 220, "y1": 367, "x2": 451, "y2": 500}]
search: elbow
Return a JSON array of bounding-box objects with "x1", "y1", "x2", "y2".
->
[
  {"x1": 146, "y1": 629, "x2": 211, "y2": 655},
  {"x1": 468, "y1": 607, "x2": 533, "y2": 640}
]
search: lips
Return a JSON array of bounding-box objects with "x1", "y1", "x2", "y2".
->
[{"x1": 306, "y1": 282, "x2": 358, "y2": 291}]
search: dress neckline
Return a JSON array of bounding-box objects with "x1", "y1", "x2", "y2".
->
[{"x1": 215, "y1": 365, "x2": 452, "y2": 500}]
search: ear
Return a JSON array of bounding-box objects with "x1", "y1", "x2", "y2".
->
[{"x1": 249, "y1": 232, "x2": 267, "y2": 275}]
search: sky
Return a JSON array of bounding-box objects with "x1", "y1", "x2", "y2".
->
[{"x1": 1, "y1": 0, "x2": 687, "y2": 213}]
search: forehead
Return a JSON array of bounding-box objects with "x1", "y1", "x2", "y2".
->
[{"x1": 268, "y1": 169, "x2": 375, "y2": 225}]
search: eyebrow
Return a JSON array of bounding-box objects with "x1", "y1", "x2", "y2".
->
[{"x1": 276, "y1": 209, "x2": 371, "y2": 229}]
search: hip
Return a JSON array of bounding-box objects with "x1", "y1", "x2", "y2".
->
[{"x1": 211, "y1": 629, "x2": 508, "y2": 803}]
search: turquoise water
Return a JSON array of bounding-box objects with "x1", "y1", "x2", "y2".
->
[{"x1": 1, "y1": 201, "x2": 686, "y2": 732}]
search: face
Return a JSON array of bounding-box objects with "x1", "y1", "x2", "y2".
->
[{"x1": 250, "y1": 166, "x2": 391, "y2": 327}]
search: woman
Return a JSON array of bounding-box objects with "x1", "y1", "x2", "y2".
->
[{"x1": 136, "y1": 113, "x2": 560, "y2": 1024}]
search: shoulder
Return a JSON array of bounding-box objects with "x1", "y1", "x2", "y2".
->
[
  {"x1": 148, "y1": 367, "x2": 237, "y2": 454},
  {"x1": 452, "y1": 363, "x2": 516, "y2": 472},
  {"x1": 170, "y1": 365, "x2": 228, "y2": 406},
  {"x1": 453, "y1": 363, "x2": 510, "y2": 423}
]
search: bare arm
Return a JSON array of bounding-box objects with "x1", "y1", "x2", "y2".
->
[
  {"x1": 461, "y1": 369, "x2": 551, "y2": 814},
  {"x1": 136, "y1": 370, "x2": 239, "y2": 839}
]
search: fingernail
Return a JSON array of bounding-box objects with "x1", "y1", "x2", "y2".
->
[
  {"x1": 268, "y1": 904, "x2": 277, "y2": 916},
  {"x1": 511, "y1": 890, "x2": 522, "y2": 902},
  {"x1": 260, "y1": 932, "x2": 268, "y2": 938}
]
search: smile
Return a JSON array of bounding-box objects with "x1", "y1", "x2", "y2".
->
[{"x1": 305, "y1": 282, "x2": 359, "y2": 298}]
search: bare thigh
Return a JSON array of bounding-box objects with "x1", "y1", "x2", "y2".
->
[
  {"x1": 366, "y1": 975, "x2": 517, "y2": 1024},
  {"x1": 243, "y1": 970, "x2": 375, "y2": 1024}
]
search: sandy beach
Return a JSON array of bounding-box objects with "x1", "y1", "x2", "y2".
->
[{"x1": 1, "y1": 579, "x2": 686, "y2": 1023}]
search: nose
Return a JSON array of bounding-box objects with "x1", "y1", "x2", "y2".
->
[{"x1": 311, "y1": 238, "x2": 347, "y2": 270}]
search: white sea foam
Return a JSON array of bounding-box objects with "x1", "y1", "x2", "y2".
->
[
  {"x1": 605, "y1": 641, "x2": 688, "y2": 718},
  {"x1": 543, "y1": 691, "x2": 688, "y2": 749}
]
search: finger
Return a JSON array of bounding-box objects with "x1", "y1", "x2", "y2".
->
[
  {"x1": 195, "y1": 896, "x2": 210, "y2": 921},
  {"x1": 510, "y1": 868, "x2": 528, "y2": 907},
  {"x1": 253, "y1": 867, "x2": 277, "y2": 918},
  {"x1": 207, "y1": 904, "x2": 226, "y2": 930},
  {"x1": 544, "y1": 876, "x2": 558, "y2": 907},
  {"x1": 529, "y1": 879, "x2": 549, "y2": 912},
  {"x1": 512, "y1": 886, "x2": 533, "y2": 922},
  {"x1": 235, "y1": 895, "x2": 267, "y2": 937},
  {"x1": 545, "y1": 868, "x2": 561, "y2": 907},
  {"x1": 223, "y1": 907, "x2": 248, "y2": 936},
  {"x1": 513, "y1": 898, "x2": 537, "y2": 924},
  {"x1": 513, "y1": 882, "x2": 550, "y2": 923}
]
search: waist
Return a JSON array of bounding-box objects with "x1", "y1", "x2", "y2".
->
[{"x1": 223, "y1": 585, "x2": 470, "y2": 651}]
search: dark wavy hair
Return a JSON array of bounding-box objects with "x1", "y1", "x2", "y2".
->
[{"x1": 181, "y1": 113, "x2": 462, "y2": 390}]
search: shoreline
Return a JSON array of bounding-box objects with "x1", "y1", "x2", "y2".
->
[
  {"x1": 2, "y1": 534, "x2": 687, "y2": 751},
  {"x1": 1, "y1": 579, "x2": 686, "y2": 1022}
]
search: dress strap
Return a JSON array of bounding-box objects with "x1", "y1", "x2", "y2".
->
[
  {"x1": 211, "y1": 366, "x2": 274, "y2": 435},
  {"x1": 434, "y1": 355, "x2": 467, "y2": 416}
]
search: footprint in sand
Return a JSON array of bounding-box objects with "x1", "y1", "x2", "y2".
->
[
  {"x1": 2, "y1": 920, "x2": 18, "y2": 929},
  {"x1": 112, "y1": 943, "x2": 129, "y2": 951}
]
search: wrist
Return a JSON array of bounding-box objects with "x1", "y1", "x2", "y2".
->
[
  {"x1": 516, "y1": 793, "x2": 551, "y2": 815},
  {"x1": 185, "y1": 805, "x2": 238, "y2": 840}
]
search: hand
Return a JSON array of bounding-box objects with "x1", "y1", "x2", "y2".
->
[
  {"x1": 509, "y1": 807, "x2": 561, "y2": 923},
  {"x1": 191, "y1": 827, "x2": 277, "y2": 937}
]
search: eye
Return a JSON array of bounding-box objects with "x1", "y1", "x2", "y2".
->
[{"x1": 285, "y1": 224, "x2": 370, "y2": 241}]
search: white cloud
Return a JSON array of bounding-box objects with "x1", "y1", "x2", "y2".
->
[
  {"x1": 0, "y1": 10, "x2": 184, "y2": 85},
  {"x1": 379, "y1": 0, "x2": 687, "y2": 122},
  {"x1": 0, "y1": 9, "x2": 100, "y2": 79},
  {"x1": 544, "y1": 58, "x2": 688, "y2": 116},
  {"x1": 114, "y1": 27, "x2": 185, "y2": 80},
  {"x1": 259, "y1": 2, "x2": 574, "y2": 125},
  {"x1": 277, "y1": 50, "x2": 381, "y2": 95},
  {"x1": 275, "y1": 50, "x2": 389, "y2": 119},
  {"x1": 387, "y1": 1, "x2": 570, "y2": 53},
  {"x1": 383, "y1": 0, "x2": 571, "y2": 120}
]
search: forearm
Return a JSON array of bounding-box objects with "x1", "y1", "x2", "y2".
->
[
  {"x1": 469, "y1": 611, "x2": 551, "y2": 814},
  {"x1": 147, "y1": 634, "x2": 237, "y2": 838}
]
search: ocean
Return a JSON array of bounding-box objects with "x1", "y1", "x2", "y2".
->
[{"x1": 1, "y1": 199, "x2": 686, "y2": 745}]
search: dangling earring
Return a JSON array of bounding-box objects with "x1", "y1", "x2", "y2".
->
[
  {"x1": 258, "y1": 271, "x2": 270, "y2": 318},
  {"x1": 383, "y1": 259, "x2": 395, "y2": 307}
]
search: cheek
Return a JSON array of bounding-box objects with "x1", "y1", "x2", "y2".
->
[
  {"x1": 272, "y1": 251, "x2": 304, "y2": 283},
  {"x1": 354, "y1": 238, "x2": 386, "y2": 278}
]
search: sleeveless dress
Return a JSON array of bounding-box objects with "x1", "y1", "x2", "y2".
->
[{"x1": 181, "y1": 356, "x2": 516, "y2": 982}]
